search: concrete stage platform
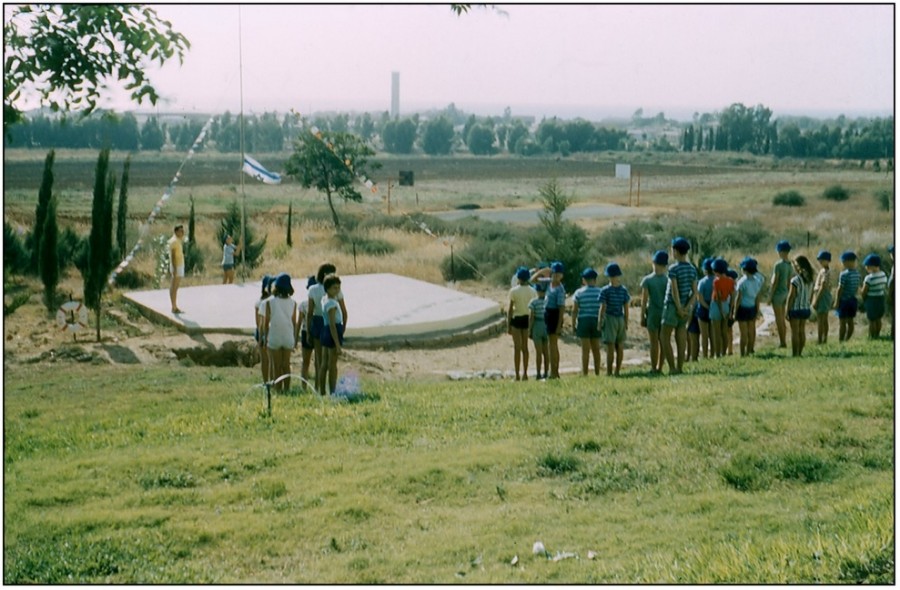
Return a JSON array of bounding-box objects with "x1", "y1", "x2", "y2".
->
[{"x1": 122, "y1": 273, "x2": 505, "y2": 347}]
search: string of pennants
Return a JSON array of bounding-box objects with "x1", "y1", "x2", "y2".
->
[{"x1": 107, "y1": 117, "x2": 215, "y2": 286}]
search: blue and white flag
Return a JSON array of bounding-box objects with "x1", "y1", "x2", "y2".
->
[{"x1": 242, "y1": 155, "x2": 282, "y2": 185}]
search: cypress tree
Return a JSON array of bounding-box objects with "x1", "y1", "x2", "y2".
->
[
  {"x1": 286, "y1": 201, "x2": 293, "y2": 247},
  {"x1": 116, "y1": 155, "x2": 131, "y2": 259},
  {"x1": 219, "y1": 200, "x2": 266, "y2": 269},
  {"x1": 40, "y1": 194, "x2": 59, "y2": 311},
  {"x1": 84, "y1": 149, "x2": 115, "y2": 341},
  {"x1": 31, "y1": 149, "x2": 55, "y2": 274},
  {"x1": 185, "y1": 195, "x2": 204, "y2": 273}
]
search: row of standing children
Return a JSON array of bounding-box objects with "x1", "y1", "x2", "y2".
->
[
  {"x1": 509, "y1": 237, "x2": 893, "y2": 379},
  {"x1": 254, "y1": 263, "x2": 346, "y2": 395}
]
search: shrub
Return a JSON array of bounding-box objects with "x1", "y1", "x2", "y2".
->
[
  {"x1": 773, "y1": 190, "x2": 806, "y2": 207},
  {"x1": 874, "y1": 189, "x2": 892, "y2": 211},
  {"x1": 823, "y1": 184, "x2": 850, "y2": 201},
  {"x1": 3, "y1": 222, "x2": 30, "y2": 275},
  {"x1": 595, "y1": 219, "x2": 663, "y2": 256},
  {"x1": 720, "y1": 454, "x2": 774, "y2": 491},
  {"x1": 338, "y1": 233, "x2": 395, "y2": 257},
  {"x1": 537, "y1": 451, "x2": 581, "y2": 476},
  {"x1": 440, "y1": 250, "x2": 479, "y2": 282}
]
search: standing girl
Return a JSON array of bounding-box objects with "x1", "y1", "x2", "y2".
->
[
  {"x1": 508, "y1": 267, "x2": 535, "y2": 380},
  {"x1": 710, "y1": 258, "x2": 734, "y2": 358},
  {"x1": 786, "y1": 255, "x2": 814, "y2": 357},
  {"x1": 308, "y1": 262, "x2": 348, "y2": 383},
  {"x1": 696, "y1": 258, "x2": 715, "y2": 359},
  {"x1": 255, "y1": 275, "x2": 273, "y2": 383},
  {"x1": 543, "y1": 262, "x2": 566, "y2": 379},
  {"x1": 732, "y1": 257, "x2": 764, "y2": 356},
  {"x1": 222, "y1": 235, "x2": 241, "y2": 284},
  {"x1": 265, "y1": 273, "x2": 297, "y2": 393},
  {"x1": 319, "y1": 274, "x2": 346, "y2": 396},
  {"x1": 811, "y1": 251, "x2": 833, "y2": 344}
]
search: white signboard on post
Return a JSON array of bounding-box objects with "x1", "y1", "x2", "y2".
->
[{"x1": 615, "y1": 163, "x2": 631, "y2": 179}]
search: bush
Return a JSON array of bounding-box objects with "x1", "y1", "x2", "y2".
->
[
  {"x1": 537, "y1": 451, "x2": 581, "y2": 476},
  {"x1": 440, "y1": 251, "x2": 479, "y2": 282},
  {"x1": 113, "y1": 268, "x2": 151, "y2": 289},
  {"x1": 823, "y1": 184, "x2": 850, "y2": 201},
  {"x1": 595, "y1": 219, "x2": 663, "y2": 256},
  {"x1": 3, "y1": 222, "x2": 30, "y2": 275},
  {"x1": 773, "y1": 190, "x2": 806, "y2": 207},
  {"x1": 874, "y1": 189, "x2": 892, "y2": 211},
  {"x1": 337, "y1": 232, "x2": 395, "y2": 257}
]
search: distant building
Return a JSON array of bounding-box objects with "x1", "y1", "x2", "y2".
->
[{"x1": 391, "y1": 72, "x2": 400, "y2": 118}]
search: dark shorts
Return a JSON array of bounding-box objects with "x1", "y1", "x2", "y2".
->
[
  {"x1": 687, "y1": 312, "x2": 700, "y2": 334},
  {"x1": 838, "y1": 298, "x2": 858, "y2": 319},
  {"x1": 865, "y1": 296, "x2": 885, "y2": 321},
  {"x1": 311, "y1": 315, "x2": 325, "y2": 341},
  {"x1": 222, "y1": 263, "x2": 235, "y2": 271},
  {"x1": 300, "y1": 329, "x2": 314, "y2": 350},
  {"x1": 735, "y1": 306, "x2": 757, "y2": 322},
  {"x1": 576, "y1": 316, "x2": 601, "y2": 339},
  {"x1": 814, "y1": 291, "x2": 833, "y2": 315},
  {"x1": 544, "y1": 308, "x2": 561, "y2": 335},
  {"x1": 321, "y1": 323, "x2": 345, "y2": 348},
  {"x1": 788, "y1": 309, "x2": 811, "y2": 321},
  {"x1": 510, "y1": 315, "x2": 530, "y2": 330},
  {"x1": 696, "y1": 304, "x2": 710, "y2": 323}
]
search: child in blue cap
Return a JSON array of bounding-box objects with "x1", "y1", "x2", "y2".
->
[
  {"x1": 529, "y1": 282, "x2": 550, "y2": 380},
  {"x1": 541, "y1": 262, "x2": 566, "y2": 379},
  {"x1": 508, "y1": 267, "x2": 536, "y2": 380},
  {"x1": 640, "y1": 250, "x2": 669, "y2": 373},
  {"x1": 265, "y1": 273, "x2": 298, "y2": 392},
  {"x1": 786, "y1": 255, "x2": 815, "y2": 356},
  {"x1": 600, "y1": 262, "x2": 630, "y2": 376},
  {"x1": 835, "y1": 251, "x2": 860, "y2": 342},
  {"x1": 860, "y1": 253, "x2": 887, "y2": 339},
  {"x1": 811, "y1": 251, "x2": 833, "y2": 344},
  {"x1": 572, "y1": 267, "x2": 603, "y2": 376},
  {"x1": 732, "y1": 257, "x2": 764, "y2": 356},
  {"x1": 661, "y1": 237, "x2": 698, "y2": 375},
  {"x1": 769, "y1": 240, "x2": 794, "y2": 348}
]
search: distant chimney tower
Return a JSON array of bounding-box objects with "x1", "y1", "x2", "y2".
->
[{"x1": 391, "y1": 71, "x2": 400, "y2": 118}]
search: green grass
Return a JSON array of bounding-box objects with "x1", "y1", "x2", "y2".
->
[{"x1": 3, "y1": 338, "x2": 893, "y2": 583}]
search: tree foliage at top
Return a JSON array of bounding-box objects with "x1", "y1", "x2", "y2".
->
[
  {"x1": 284, "y1": 129, "x2": 381, "y2": 229},
  {"x1": 4, "y1": 4, "x2": 190, "y2": 133}
]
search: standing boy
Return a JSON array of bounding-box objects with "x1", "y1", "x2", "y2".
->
[
  {"x1": 572, "y1": 267, "x2": 603, "y2": 376},
  {"x1": 661, "y1": 237, "x2": 698, "y2": 375},
  {"x1": 860, "y1": 253, "x2": 887, "y2": 339},
  {"x1": 834, "y1": 251, "x2": 860, "y2": 342},
  {"x1": 529, "y1": 283, "x2": 550, "y2": 380},
  {"x1": 168, "y1": 224, "x2": 185, "y2": 313},
  {"x1": 811, "y1": 250, "x2": 833, "y2": 344},
  {"x1": 599, "y1": 262, "x2": 630, "y2": 376},
  {"x1": 640, "y1": 250, "x2": 669, "y2": 374},
  {"x1": 768, "y1": 240, "x2": 794, "y2": 348}
]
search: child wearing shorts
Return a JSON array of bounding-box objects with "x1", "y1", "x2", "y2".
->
[
  {"x1": 695, "y1": 258, "x2": 715, "y2": 360},
  {"x1": 572, "y1": 267, "x2": 603, "y2": 376},
  {"x1": 255, "y1": 275, "x2": 273, "y2": 383},
  {"x1": 835, "y1": 251, "x2": 860, "y2": 342},
  {"x1": 318, "y1": 274, "x2": 345, "y2": 396},
  {"x1": 769, "y1": 240, "x2": 794, "y2": 348},
  {"x1": 308, "y1": 263, "x2": 347, "y2": 384},
  {"x1": 786, "y1": 255, "x2": 814, "y2": 357},
  {"x1": 298, "y1": 275, "x2": 316, "y2": 384},
  {"x1": 811, "y1": 250, "x2": 833, "y2": 344},
  {"x1": 640, "y1": 250, "x2": 668, "y2": 373},
  {"x1": 860, "y1": 253, "x2": 887, "y2": 339},
  {"x1": 508, "y1": 267, "x2": 536, "y2": 380},
  {"x1": 732, "y1": 257, "x2": 764, "y2": 356},
  {"x1": 542, "y1": 262, "x2": 566, "y2": 379},
  {"x1": 599, "y1": 262, "x2": 630, "y2": 376},
  {"x1": 710, "y1": 258, "x2": 734, "y2": 359},
  {"x1": 661, "y1": 237, "x2": 698, "y2": 375},
  {"x1": 265, "y1": 273, "x2": 297, "y2": 393},
  {"x1": 529, "y1": 282, "x2": 550, "y2": 380}
]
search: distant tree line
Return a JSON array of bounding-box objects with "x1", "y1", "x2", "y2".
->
[{"x1": 4, "y1": 101, "x2": 894, "y2": 162}]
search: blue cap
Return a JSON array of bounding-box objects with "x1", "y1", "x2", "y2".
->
[
  {"x1": 726, "y1": 269, "x2": 739, "y2": 280},
  {"x1": 740, "y1": 257, "x2": 758, "y2": 272},
  {"x1": 840, "y1": 251, "x2": 857, "y2": 262},
  {"x1": 652, "y1": 250, "x2": 669, "y2": 265},
  {"x1": 701, "y1": 257, "x2": 714, "y2": 272},
  {"x1": 863, "y1": 253, "x2": 881, "y2": 267},
  {"x1": 604, "y1": 262, "x2": 622, "y2": 278},
  {"x1": 516, "y1": 267, "x2": 531, "y2": 281},
  {"x1": 816, "y1": 250, "x2": 832, "y2": 262},
  {"x1": 671, "y1": 237, "x2": 690, "y2": 253},
  {"x1": 306, "y1": 275, "x2": 316, "y2": 289},
  {"x1": 550, "y1": 261, "x2": 565, "y2": 274},
  {"x1": 261, "y1": 274, "x2": 273, "y2": 289},
  {"x1": 274, "y1": 272, "x2": 293, "y2": 292},
  {"x1": 776, "y1": 240, "x2": 792, "y2": 252},
  {"x1": 712, "y1": 258, "x2": 729, "y2": 274},
  {"x1": 582, "y1": 267, "x2": 598, "y2": 280}
]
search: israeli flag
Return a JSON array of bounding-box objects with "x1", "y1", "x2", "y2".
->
[{"x1": 242, "y1": 155, "x2": 282, "y2": 185}]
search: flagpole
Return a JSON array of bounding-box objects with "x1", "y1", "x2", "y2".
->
[{"x1": 238, "y1": 5, "x2": 247, "y2": 283}]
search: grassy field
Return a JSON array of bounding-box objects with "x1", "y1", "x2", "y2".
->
[{"x1": 3, "y1": 337, "x2": 894, "y2": 583}]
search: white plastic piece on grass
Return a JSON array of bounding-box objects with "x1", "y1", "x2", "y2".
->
[
  {"x1": 532, "y1": 541, "x2": 546, "y2": 555},
  {"x1": 552, "y1": 551, "x2": 578, "y2": 562},
  {"x1": 587, "y1": 550, "x2": 597, "y2": 560}
]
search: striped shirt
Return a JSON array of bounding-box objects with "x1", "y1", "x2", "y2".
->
[
  {"x1": 664, "y1": 261, "x2": 697, "y2": 306},
  {"x1": 640, "y1": 272, "x2": 668, "y2": 313},
  {"x1": 545, "y1": 283, "x2": 566, "y2": 310},
  {"x1": 600, "y1": 284, "x2": 631, "y2": 318},
  {"x1": 573, "y1": 285, "x2": 603, "y2": 319},
  {"x1": 837, "y1": 269, "x2": 861, "y2": 302},
  {"x1": 864, "y1": 270, "x2": 888, "y2": 298},
  {"x1": 789, "y1": 275, "x2": 812, "y2": 311},
  {"x1": 529, "y1": 296, "x2": 547, "y2": 324}
]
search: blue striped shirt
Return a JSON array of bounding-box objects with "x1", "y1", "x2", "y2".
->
[
  {"x1": 529, "y1": 296, "x2": 546, "y2": 323},
  {"x1": 600, "y1": 284, "x2": 631, "y2": 317},
  {"x1": 837, "y1": 269, "x2": 860, "y2": 302},
  {"x1": 573, "y1": 285, "x2": 603, "y2": 319},
  {"x1": 665, "y1": 261, "x2": 698, "y2": 306},
  {"x1": 545, "y1": 283, "x2": 566, "y2": 309},
  {"x1": 863, "y1": 270, "x2": 887, "y2": 297}
]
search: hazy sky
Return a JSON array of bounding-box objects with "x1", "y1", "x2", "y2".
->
[{"x1": 51, "y1": 4, "x2": 900, "y2": 120}]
